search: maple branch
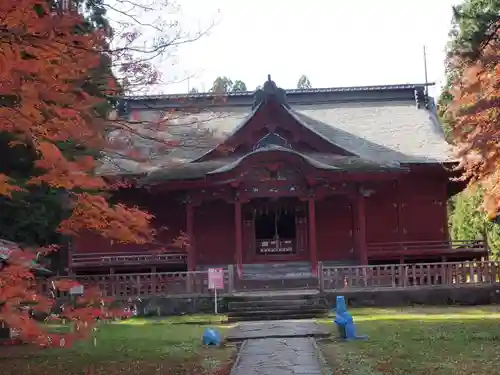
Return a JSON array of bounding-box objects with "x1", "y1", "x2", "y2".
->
[
  {"x1": 477, "y1": 19, "x2": 500, "y2": 58},
  {"x1": 115, "y1": 0, "x2": 156, "y2": 12},
  {"x1": 102, "y1": 3, "x2": 165, "y2": 33}
]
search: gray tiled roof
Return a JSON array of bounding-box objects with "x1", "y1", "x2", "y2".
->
[
  {"x1": 291, "y1": 102, "x2": 453, "y2": 163},
  {"x1": 140, "y1": 150, "x2": 404, "y2": 185},
  {"x1": 98, "y1": 86, "x2": 454, "y2": 175}
]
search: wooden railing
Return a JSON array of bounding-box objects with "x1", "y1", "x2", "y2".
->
[
  {"x1": 39, "y1": 261, "x2": 500, "y2": 299},
  {"x1": 321, "y1": 261, "x2": 500, "y2": 291},
  {"x1": 367, "y1": 240, "x2": 486, "y2": 256},
  {"x1": 50, "y1": 270, "x2": 231, "y2": 299},
  {"x1": 71, "y1": 251, "x2": 186, "y2": 268}
]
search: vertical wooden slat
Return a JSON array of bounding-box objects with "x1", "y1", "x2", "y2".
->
[{"x1": 389, "y1": 265, "x2": 394, "y2": 287}]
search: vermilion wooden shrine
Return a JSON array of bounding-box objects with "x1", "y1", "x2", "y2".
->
[{"x1": 70, "y1": 77, "x2": 488, "y2": 277}]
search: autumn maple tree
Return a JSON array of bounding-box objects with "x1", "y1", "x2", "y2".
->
[
  {"x1": 445, "y1": 1, "x2": 500, "y2": 218},
  {"x1": 0, "y1": 0, "x2": 205, "y2": 346}
]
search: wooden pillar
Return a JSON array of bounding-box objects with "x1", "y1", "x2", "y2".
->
[
  {"x1": 186, "y1": 202, "x2": 196, "y2": 271},
  {"x1": 356, "y1": 193, "x2": 368, "y2": 265},
  {"x1": 235, "y1": 200, "x2": 243, "y2": 276},
  {"x1": 442, "y1": 177, "x2": 451, "y2": 242},
  {"x1": 308, "y1": 197, "x2": 318, "y2": 276},
  {"x1": 395, "y1": 180, "x2": 403, "y2": 242}
]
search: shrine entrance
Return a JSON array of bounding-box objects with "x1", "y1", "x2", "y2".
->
[{"x1": 242, "y1": 198, "x2": 309, "y2": 263}]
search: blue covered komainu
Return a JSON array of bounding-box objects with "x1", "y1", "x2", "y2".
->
[{"x1": 333, "y1": 296, "x2": 367, "y2": 341}]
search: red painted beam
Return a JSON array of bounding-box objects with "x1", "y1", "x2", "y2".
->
[
  {"x1": 234, "y1": 200, "x2": 243, "y2": 275},
  {"x1": 356, "y1": 193, "x2": 368, "y2": 265},
  {"x1": 186, "y1": 203, "x2": 195, "y2": 271},
  {"x1": 308, "y1": 198, "x2": 318, "y2": 275}
]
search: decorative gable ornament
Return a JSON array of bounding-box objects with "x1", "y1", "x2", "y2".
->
[
  {"x1": 253, "y1": 132, "x2": 292, "y2": 150},
  {"x1": 252, "y1": 75, "x2": 290, "y2": 110}
]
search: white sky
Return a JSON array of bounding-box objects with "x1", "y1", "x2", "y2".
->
[{"x1": 146, "y1": 0, "x2": 461, "y2": 98}]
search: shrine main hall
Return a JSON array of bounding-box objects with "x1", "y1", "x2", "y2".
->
[{"x1": 71, "y1": 77, "x2": 487, "y2": 277}]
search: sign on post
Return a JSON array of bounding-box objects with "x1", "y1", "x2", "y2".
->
[
  {"x1": 208, "y1": 268, "x2": 224, "y2": 290},
  {"x1": 208, "y1": 268, "x2": 224, "y2": 314}
]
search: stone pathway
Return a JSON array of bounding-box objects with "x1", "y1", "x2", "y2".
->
[
  {"x1": 228, "y1": 320, "x2": 331, "y2": 375},
  {"x1": 227, "y1": 319, "x2": 330, "y2": 341},
  {"x1": 233, "y1": 337, "x2": 324, "y2": 375}
]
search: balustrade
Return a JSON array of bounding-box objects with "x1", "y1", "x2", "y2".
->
[
  {"x1": 367, "y1": 239, "x2": 486, "y2": 254},
  {"x1": 71, "y1": 251, "x2": 186, "y2": 268},
  {"x1": 321, "y1": 261, "x2": 500, "y2": 291},
  {"x1": 36, "y1": 260, "x2": 500, "y2": 299}
]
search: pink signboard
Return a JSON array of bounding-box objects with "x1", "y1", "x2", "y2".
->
[{"x1": 208, "y1": 268, "x2": 224, "y2": 290}]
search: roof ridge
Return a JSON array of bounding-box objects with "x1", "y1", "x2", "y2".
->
[{"x1": 123, "y1": 83, "x2": 436, "y2": 101}]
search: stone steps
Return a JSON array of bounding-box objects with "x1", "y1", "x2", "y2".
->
[
  {"x1": 229, "y1": 308, "x2": 327, "y2": 318},
  {"x1": 227, "y1": 293, "x2": 328, "y2": 322},
  {"x1": 228, "y1": 312, "x2": 324, "y2": 323},
  {"x1": 240, "y1": 262, "x2": 313, "y2": 280},
  {"x1": 229, "y1": 299, "x2": 320, "y2": 311}
]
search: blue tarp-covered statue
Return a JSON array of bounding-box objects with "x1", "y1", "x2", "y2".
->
[
  {"x1": 334, "y1": 296, "x2": 367, "y2": 341},
  {"x1": 202, "y1": 328, "x2": 222, "y2": 346}
]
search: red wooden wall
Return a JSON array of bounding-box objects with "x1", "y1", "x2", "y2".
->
[
  {"x1": 316, "y1": 196, "x2": 356, "y2": 261},
  {"x1": 364, "y1": 173, "x2": 448, "y2": 247},
  {"x1": 194, "y1": 200, "x2": 235, "y2": 266},
  {"x1": 73, "y1": 169, "x2": 450, "y2": 266},
  {"x1": 365, "y1": 181, "x2": 399, "y2": 243},
  {"x1": 315, "y1": 171, "x2": 449, "y2": 262},
  {"x1": 72, "y1": 192, "x2": 187, "y2": 255},
  {"x1": 399, "y1": 173, "x2": 448, "y2": 241}
]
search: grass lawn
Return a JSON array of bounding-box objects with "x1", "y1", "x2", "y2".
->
[
  {"x1": 318, "y1": 306, "x2": 500, "y2": 375},
  {"x1": 0, "y1": 314, "x2": 235, "y2": 375}
]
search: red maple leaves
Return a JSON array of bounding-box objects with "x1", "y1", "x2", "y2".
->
[
  {"x1": 448, "y1": 23, "x2": 500, "y2": 217},
  {"x1": 0, "y1": 0, "x2": 155, "y2": 346}
]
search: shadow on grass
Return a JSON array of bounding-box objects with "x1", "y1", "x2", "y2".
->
[
  {"x1": 0, "y1": 314, "x2": 235, "y2": 375},
  {"x1": 318, "y1": 307, "x2": 500, "y2": 375},
  {"x1": 319, "y1": 305, "x2": 500, "y2": 323},
  {"x1": 125, "y1": 314, "x2": 229, "y2": 326}
]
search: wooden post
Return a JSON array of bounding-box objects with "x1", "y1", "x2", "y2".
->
[
  {"x1": 395, "y1": 180, "x2": 403, "y2": 242},
  {"x1": 356, "y1": 193, "x2": 368, "y2": 265},
  {"x1": 186, "y1": 202, "x2": 195, "y2": 272},
  {"x1": 235, "y1": 200, "x2": 243, "y2": 276},
  {"x1": 151, "y1": 267, "x2": 157, "y2": 295},
  {"x1": 318, "y1": 261, "x2": 324, "y2": 291},
  {"x1": 227, "y1": 265, "x2": 234, "y2": 295},
  {"x1": 483, "y1": 227, "x2": 490, "y2": 260},
  {"x1": 308, "y1": 197, "x2": 318, "y2": 276}
]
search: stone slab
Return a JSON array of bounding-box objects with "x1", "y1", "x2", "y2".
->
[
  {"x1": 226, "y1": 319, "x2": 331, "y2": 341},
  {"x1": 231, "y1": 337, "x2": 324, "y2": 375}
]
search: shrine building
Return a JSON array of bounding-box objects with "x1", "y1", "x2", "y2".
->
[{"x1": 70, "y1": 77, "x2": 488, "y2": 276}]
